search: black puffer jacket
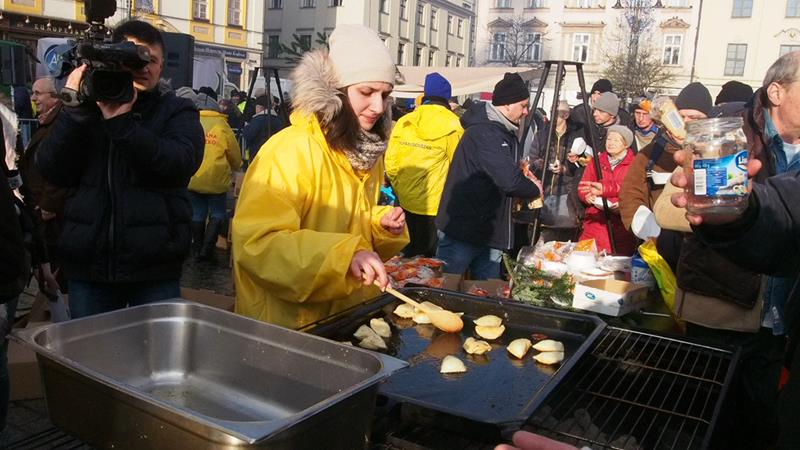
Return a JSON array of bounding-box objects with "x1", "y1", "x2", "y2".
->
[
  {"x1": 436, "y1": 102, "x2": 540, "y2": 251},
  {"x1": 36, "y1": 85, "x2": 205, "y2": 283},
  {"x1": 1, "y1": 159, "x2": 26, "y2": 301},
  {"x1": 695, "y1": 173, "x2": 800, "y2": 449}
]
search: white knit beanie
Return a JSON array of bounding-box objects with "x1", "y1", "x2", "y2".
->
[{"x1": 328, "y1": 24, "x2": 395, "y2": 88}]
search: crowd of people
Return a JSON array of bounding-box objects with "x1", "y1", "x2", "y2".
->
[{"x1": 1, "y1": 18, "x2": 800, "y2": 450}]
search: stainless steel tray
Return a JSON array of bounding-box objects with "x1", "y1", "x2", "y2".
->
[{"x1": 14, "y1": 300, "x2": 406, "y2": 450}]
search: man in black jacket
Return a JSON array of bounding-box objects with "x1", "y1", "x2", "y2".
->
[
  {"x1": 1, "y1": 157, "x2": 24, "y2": 440},
  {"x1": 436, "y1": 73, "x2": 541, "y2": 279},
  {"x1": 243, "y1": 95, "x2": 285, "y2": 161},
  {"x1": 36, "y1": 20, "x2": 204, "y2": 318},
  {"x1": 671, "y1": 156, "x2": 800, "y2": 450}
]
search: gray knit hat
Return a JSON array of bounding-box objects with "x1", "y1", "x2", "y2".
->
[
  {"x1": 594, "y1": 92, "x2": 620, "y2": 115},
  {"x1": 607, "y1": 124, "x2": 634, "y2": 148},
  {"x1": 195, "y1": 93, "x2": 221, "y2": 112}
]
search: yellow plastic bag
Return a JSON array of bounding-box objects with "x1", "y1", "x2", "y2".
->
[{"x1": 638, "y1": 239, "x2": 677, "y2": 315}]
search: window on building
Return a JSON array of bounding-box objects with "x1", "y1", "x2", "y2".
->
[
  {"x1": 788, "y1": 0, "x2": 800, "y2": 17},
  {"x1": 415, "y1": 46, "x2": 423, "y2": 65},
  {"x1": 447, "y1": 15, "x2": 454, "y2": 34},
  {"x1": 417, "y1": 4, "x2": 425, "y2": 25},
  {"x1": 662, "y1": 34, "x2": 682, "y2": 65},
  {"x1": 525, "y1": 32, "x2": 542, "y2": 62},
  {"x1": 270, "y1": 0, "x2": 282, "y2": 8},
  {"x1": 400, "y1": 0, "x2": 408, "y2": 19},
  {"x1": 193, "y1": 0, "x2": 208, "y2": 20},
  {"x1": 380, "y1": 0, "x2": 389, "y2": 14},
  {"x1": 780, "y1": 44, "x2": 800, "y2": 56},
  {"x1": 667, "y1": 0, "x2": 689, "y2": 6},
  {"x1": 268, "y1": 35, "x2": 281, "y2": 58},
  {"x1": 330, "y1": 0, "x2": 343, "y2": 5},
  {"x1": 300, "y1": 0, "x2": 316, "y2": 7},
  {"x1": 731, "y1": 0, "x2": 752, "y2": 17},
  {"x1": 495, "y1": 0, "x2": 512, "y2": 7},
  {"x1": 431, "y1": 8, "x2": 438, "y2": 30},
  {"x1": 462, "y1": 2, "x2": 472, "y2": 10},
  {"x1": 428, "y1": 49, "x2": 436, "y2": 66},
  {"x1": 575, "y1": 0, "x2": 592, "y2": 7},
  {"x1": 299, "y1": 34, "x2": 312, "y2": 49},
  {"x1": 457, "y1": 18, "x2": 464, "y2": 37},
  {"x1": 572, "y1": 33, "x2": 590, "y2": 62},
  {"x1": 457, "y1": 56, "x2": 463, "y2": 67},
  {"x1": 725, "y1": 43, "x2": 747, "y2": 76},
  {"x1": 491, "y1": 32, "x2": 506, "y2": 60},
  {"x1": 397, "y1": 43, "x2": 406, "y2": 64},
  {"x1": 446, "y1": 54, "x2": 453, "y2": 66},
  {"x1": 529, "y1": 0, "x2": 546, "y2": 7},
  {"x1": 228, "y1": 0, "x2": 242, "y2": 25}
]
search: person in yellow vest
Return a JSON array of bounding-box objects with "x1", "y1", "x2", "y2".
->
[
  {"x1": 177, "y1": 88, "x2": 242, "y2": 261},
  {"x1": 232, "y1": 25, "x2": 408, "y2": 329},
  {"x1": 385, "y1": 73, "x2": 463, "y2": 256}
]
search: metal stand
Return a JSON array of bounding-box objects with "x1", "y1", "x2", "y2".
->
[{"x1": 521, "y1": 60, "x2": 617, "y2": 254}]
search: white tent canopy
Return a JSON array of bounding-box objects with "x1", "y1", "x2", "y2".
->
[{"x1": 393, "y1": 66, "x2": 539, "y2": 99}]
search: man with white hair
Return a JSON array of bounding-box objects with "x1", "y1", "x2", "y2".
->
[
  {"x1": 662, "y1": 51, "x2": 800, "y2": 449},
  {"x1": 18, "y1": 77, "x2": 65, "y2": 222}
]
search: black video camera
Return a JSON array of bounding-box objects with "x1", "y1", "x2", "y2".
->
[{"x1": 49, "y1": 0, "x2": 150, "y2": 103}]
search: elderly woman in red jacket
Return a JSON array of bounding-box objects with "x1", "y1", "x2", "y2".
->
[{"x1": 577, "y1": 125, "x2": 637, "y2": 255}]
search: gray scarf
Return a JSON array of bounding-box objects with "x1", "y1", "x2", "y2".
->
[
  {"x1": 343, "y1": 129, "x2": 388, "y2": 171},
  {"x1": 608, "y1": 152, "x2": 627, "y2": 170}
]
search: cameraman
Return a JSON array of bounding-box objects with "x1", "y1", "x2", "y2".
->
[{"x1": 35, "y1": 20, "x2": 204, "y2": 318}]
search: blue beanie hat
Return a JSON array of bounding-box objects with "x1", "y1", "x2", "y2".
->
[{"x1": 424, "y1": 72, "x2": 452, "y2": 100}]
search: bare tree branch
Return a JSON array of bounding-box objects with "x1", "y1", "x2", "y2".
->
[
  {"x1": 601, "y1": 0, "x2": 674, "y2": 102},
  {"x1": 485, "y1": 16, "x2": 543, "y2": 67}
]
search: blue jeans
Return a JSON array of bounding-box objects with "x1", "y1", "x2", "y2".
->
[
  {"x1": 68, "y1": 279, "x2": 181, "y2": 319},
  {"x1": 0, "y1": 296, "x2": 19, "y2": 433},
  {"x1": 436, "y1": 232, "x2": 503, "y2": 280},
  {"x1": 188, "y1": 191, "x2": 227, "y2": 222}
]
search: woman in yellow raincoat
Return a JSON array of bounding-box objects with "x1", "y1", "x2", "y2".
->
[{"x1": 232, "y1": 25, "x2": 409, "y2": 329}]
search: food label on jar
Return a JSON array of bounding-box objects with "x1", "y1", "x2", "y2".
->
[{"x1": 692, "y1": 150, "x2": 748, "y2": 197}]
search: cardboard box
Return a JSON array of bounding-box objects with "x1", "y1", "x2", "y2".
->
[
  {"x1": 441, "y1": 273, "x2": 462, "y2": 291},
  {"x1": 8, "y1": 321, "x2": 51, "y2": 400},
  {"x1": 460, "y1": 279, "x2": 508, "y2": 297},
  {"x1": 180, "y1": 287, "x2": 235, "y2": 312},
  {"x1": 572, "y1": 279, "x2": 650, "y2": 316}
]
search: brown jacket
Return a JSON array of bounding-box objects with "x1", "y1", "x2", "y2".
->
[
  {"x1": 619, "y1": 137, "x2": 681, "y2": 230},
  {"x1": 17, "y1": 105, "x2": 70, "y2": 216}
]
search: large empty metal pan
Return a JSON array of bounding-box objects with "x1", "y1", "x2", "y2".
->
[{"x1": 14, "y1": 301, "x2": 406, "y2": 450}]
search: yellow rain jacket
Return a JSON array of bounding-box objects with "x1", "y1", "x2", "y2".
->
[
  {"x1": 232, "y1": 111, "x2": 409, "y2": 329},
  {"x1": 189, "y1": 110, "x2": 242, "y2": 194},
  {"x1": 385, "y1": 104, "x2": 463, "y2": 215}
]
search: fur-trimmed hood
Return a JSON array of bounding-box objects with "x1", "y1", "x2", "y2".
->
[
  {"x1": 291, "y1": 50, "x2": 344, "y2": 127},
  {"x1": 290, "y1": 49, "x2": 392, "y2": 134}
]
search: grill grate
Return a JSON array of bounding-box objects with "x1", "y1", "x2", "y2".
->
[{"x1": 525, "y1": 327, "x2": 737, "y2": 450}]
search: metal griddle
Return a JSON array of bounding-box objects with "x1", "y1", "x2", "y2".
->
[{"x1": 305, "y1": 288, "x2": 605, "y2": 432}]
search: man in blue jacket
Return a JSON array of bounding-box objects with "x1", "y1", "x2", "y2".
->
[
  {"x1": 435, "y1": 73, "x2": 541, "y2": 279},
  {"x1": 36, "y1": 20, "x2": 204, "y2": 318}
]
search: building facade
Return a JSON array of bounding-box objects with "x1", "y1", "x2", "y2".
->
[
  {"x1": 262, "y1": 0, "x2": 477, "y2": 71},
  {"x1": 475, "y1": 0, "x2": 800, "y2": 103},
  {"x1": 0, "y1": 0, "x2": 263, "y2": 91}
]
